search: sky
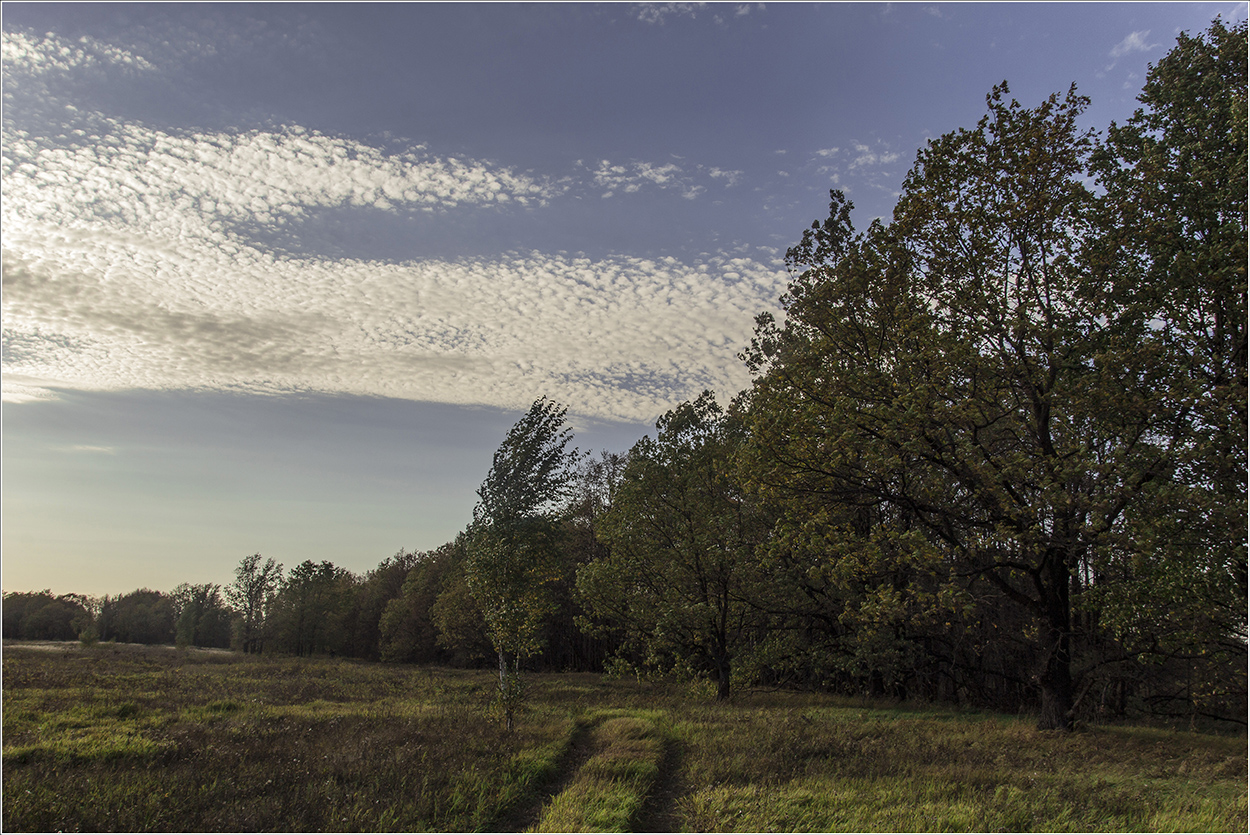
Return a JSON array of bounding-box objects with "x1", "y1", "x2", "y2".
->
[{"x1": 3, "y1": 1, "x2": 1245, "y2": 597}]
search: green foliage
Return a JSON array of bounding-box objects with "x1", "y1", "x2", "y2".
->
[
  {"x1": 748, "y1": 88, "x2": 1100, "y2": 722},
  {"x1": 1087, "y1": 17, "x2": 1248, "y2": 716},
  {"x1": 2, "y1": 591, "x2": 89, "y2": 641},
  {"x1": 470, "y1": 520, "x2": 567, "y2": 666},
  {"x1": 171, "y1": 583, "x2": 232, "y2": 649},
  {"x1": 474, "y1": 396, "x2": 582, "y2": 529},
  {"x1": 225, "y1": 553, "x2": 283, "y2": 654},
  {"x1": 97, "y1": 588, "x2": 177, "y2": 645},
  {"x1": 378, "y1": 544, "x2": 457, "y2": 663},
  {"x1": 467, "y1": 396, "x2": 584, "y2": 728},
  {"x1": 741, "y1": 33, "x2": 1248, "y2": 728},
  {"x1": 580, "y1": 391, "x2": 770, "y2": 700},
  {"x1": 268, "y1": 560, "x2": 358, "y2": 657},
  {"x1": 429, "y1": 549, "x2": 496, "y2": 666}
]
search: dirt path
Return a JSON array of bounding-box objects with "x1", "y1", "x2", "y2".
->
[
  {"x1": 632, "y1": 736, "x2": 687, "y2": 832},
  {"x1": 489, "y1": 718, "x2": 599, "y2": 832},
  {"x1": 492, "y1": 710, "x2": 679, "y2": 832}
]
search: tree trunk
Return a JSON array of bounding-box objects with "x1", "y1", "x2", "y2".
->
[
  {"x1": 714, "y1": 653, "x2": 732, "y2": 701},
  {"x1": 498, "y1": 650, "x2": 515, "y2": 731},
  {"x1": 1037, "y1": 550, "x2": 1074, "y2": 730},
  {"x1": 1037, "y1": 637, "x2": 1074, "y2": 730}
]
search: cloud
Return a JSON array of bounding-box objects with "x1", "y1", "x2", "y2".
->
[
  {"x1": 2, "y1": 121, "x2": 560, "y2": 234},
  {"x1": 1, "y1": 27, "x2": 786, "y2": 422},
  {"x1": 591, "y1": 159, "x2": 683, "y2": 197},
  {"x1": 63, "y1": 445, "x2": 117, "y2": 455},
  {"x1": 582, "y1": 158, "x2": 736, "y2": 200},
  {"x1": 1109, "y1": 30, "x2": 1156, "y2": 59},
  {"x1": 2, "y1": 128, "x2": 785, "y2": 422},
  {"x1": 805, "y1": 139, "x2": 906, "y2": 196},
  {"x1": 631, "y1": 3, "x2": 707, "y2": 25},
  {"x1": 848, "y1": 142, "x2": 901, "y2": 170},
  {"x1": 0, "y1": 30, "x2": 156, "y2": 77},
  {"x1": 2, "y1": 228, "x2": 786, "y2": 420}
]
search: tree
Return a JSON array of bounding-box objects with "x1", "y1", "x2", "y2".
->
[
  {"x1": 350, "y1": 549, "x2": 421, "y2": 660},
  {"x1": 269, "y1": 560, "x2": 357, "y2": 657},
  {"x1": 466, "y1": 396, "x2": 582, "y2": 728},
  {"x1": 745, "y1": 82, "x2": 1181, "y2": 729},
  {"x1": 225, "y1": 553, "x2": 283, "y2": 654},
  {"x1": 429, "y1": 549, "x2": 495, "y2": 667},
  {"x1": 2, "y1": 591, "x2": 88, "y2": 641},
  {"x1": 97, "y1": 589, "x2": 176, "y2": 645},
  {"x1": 171, "y1": 583, "x2": 233, "y2": 648},
  {"x1": 379, "y1": 541, "x2": 467, "y2": 664},
  {"x1": 1087, "y1": 18, "x2": 1247, "y2": 721},
  {"x1": 540, "y1": 450, "x2": 630, "y2": 672},
  {"x1": 579, "y1": 392, "x2": 770, "y2": 700}
]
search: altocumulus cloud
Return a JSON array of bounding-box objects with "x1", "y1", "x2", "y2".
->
[{"x1": 1, "y1": 30, "x2": 786, "y2": 421}]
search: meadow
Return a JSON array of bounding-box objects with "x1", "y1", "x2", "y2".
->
[{"x1": 3, "y1": 640, "x2": 1245, "y2": 832}]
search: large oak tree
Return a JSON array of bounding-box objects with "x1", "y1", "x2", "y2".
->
[{"x1": 744, "y1": 79, "x2": 1200, "y2": 729}]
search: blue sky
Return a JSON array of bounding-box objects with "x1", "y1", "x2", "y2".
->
[{"x1": 3, "y1": 1, "x2": 1244, "y2": 596}]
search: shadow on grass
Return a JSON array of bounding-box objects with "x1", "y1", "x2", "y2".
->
[
  {"x1": 632, "y1": 732, "x2": 685, "y2": 832},
  {"x1": 487, "y1": 717, "x2": 596, "y2": 832}
]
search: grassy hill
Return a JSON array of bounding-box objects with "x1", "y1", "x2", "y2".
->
[{"x1": 3, "y1": 641, "x2": 1245, "y2": 832}]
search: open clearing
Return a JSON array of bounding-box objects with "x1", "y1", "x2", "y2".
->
[{"x1": 3, "y1": 641, "x2": 1245, "y2": 832}]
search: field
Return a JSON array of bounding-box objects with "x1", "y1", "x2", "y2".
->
[{"x1": 3, "y1": 641, "x2": 1245, "y2": 832}]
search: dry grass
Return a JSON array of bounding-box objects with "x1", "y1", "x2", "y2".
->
[
  {"x1": 3, "y1": 641, "x2": 1245, "y2": 832},
  {"x1": 2, "y1": 642, "x2": 572, "y2": 831}
]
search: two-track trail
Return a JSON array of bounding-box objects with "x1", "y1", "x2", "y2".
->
[{"x1": 494, "y1": 710, "x2": 674, "y2": 833}]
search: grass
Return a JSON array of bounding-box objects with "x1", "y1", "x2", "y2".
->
[
  {"x1": 530, "y1": 710, "x2": 668, "y2": 832},
  {"x1": 3, "y1": 640, "x2": 1246, "y2": 832}
]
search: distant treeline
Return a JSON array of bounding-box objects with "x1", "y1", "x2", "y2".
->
[
  {"x1": 4, "y1": 21, "x2": 1245, "y2": 731},
  {"x1": 0, "y1": 532, "x2": 606, "y2": 669}
]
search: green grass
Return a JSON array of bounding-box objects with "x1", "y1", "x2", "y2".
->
[
  {"x1": 530, "y1": 710, "x2": 668, "y2": 832},
  {"x1": 3, "y1": 640, "x2": 1245, "y2": 832}
]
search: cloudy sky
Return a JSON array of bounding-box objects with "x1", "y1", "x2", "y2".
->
[{"x1": 4, "y1": 1, "x2": 1244, "y2": 596}]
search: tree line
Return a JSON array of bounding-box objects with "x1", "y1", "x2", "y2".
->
[{"x1": 3, "y1": 21, "x2": 1244, "y2": 731}]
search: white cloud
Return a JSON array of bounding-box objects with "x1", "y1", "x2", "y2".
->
[
  {"x1": 804, "y1": 139, "x2": 905, "y2": 195},
  {"x1": 1110, "y1": 30, "x2": 1157, "y2": 59},
  {"x1": 849, "y1": 142, "x2": 901, "y2": 170},
  {"x1": 1, "y1": 26, "x2": 785, "y2": 423},
  {"x1": 2, "y1": 229, "x2": 785, "y2": 420},
  {"x1": 63, "y1": 445, "x2": 117, "y2": 455},
  {"x1": 0, "y1": 375, "x2": 62, "y2": 403},
  {"x1": 2, "y1": 122, "x2": 786, "y2": 422},
  {"x1": 631, "y1": 3, "x2": 707, "y2": 25},
  {"x1": 0, "y1": 30, "x2": 156, "y2": 77},
  {"x1": 2, "y1": 121, "x2": 559, "y2": 234},
  {"x1": 584, "y1": 158, "x2": 734, "y2": 200},
  {"x1": 708, "y1": 167, "x2": 743, "y2": 186}
]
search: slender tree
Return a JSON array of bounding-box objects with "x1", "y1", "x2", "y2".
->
[
  {"x1": 225, "y1": 553, "x2": 283, "y2": 654},
  {"x1": 466, "y1": 396, "x2": 582, "y2": 728}
]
